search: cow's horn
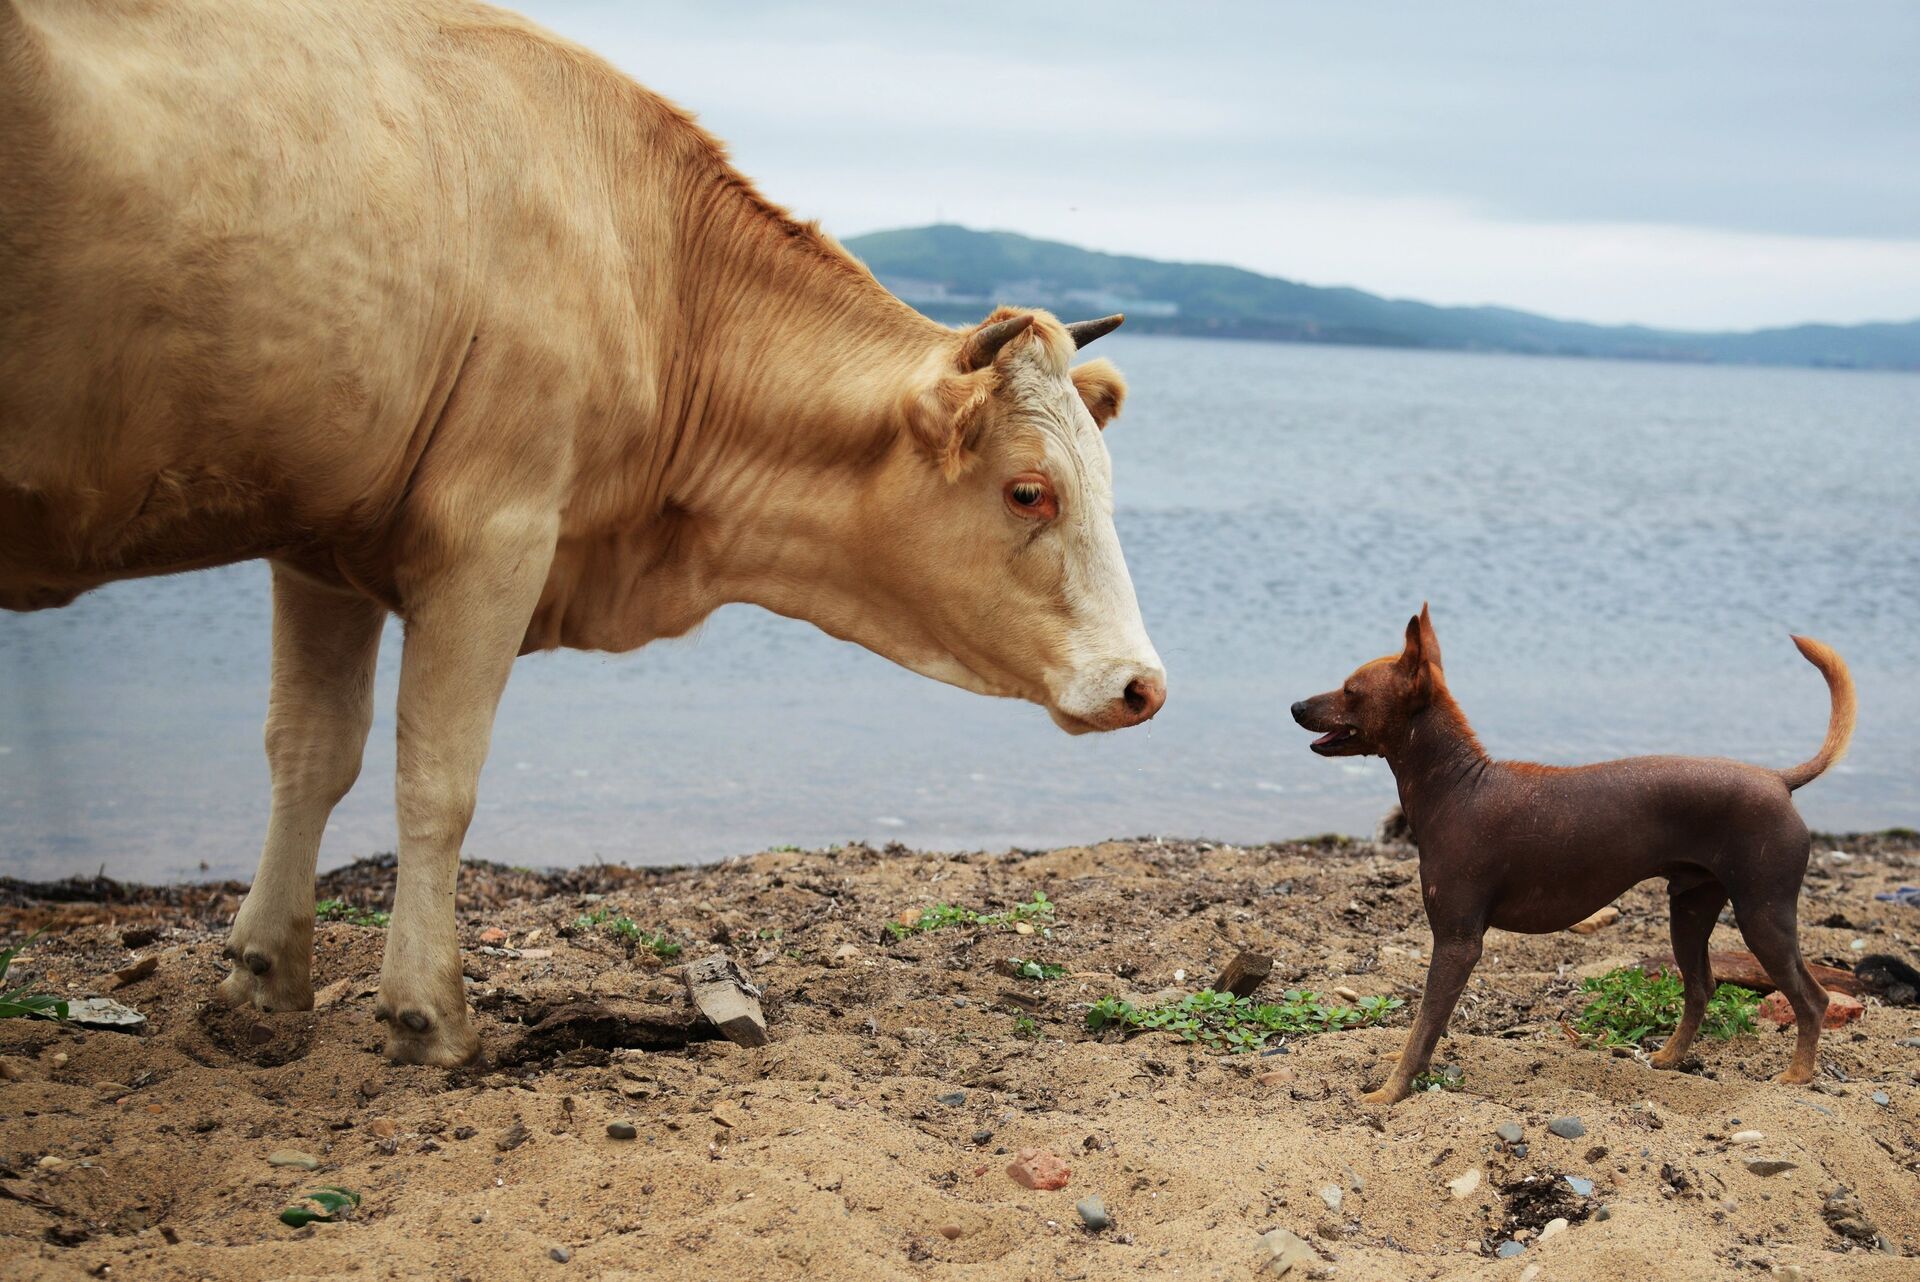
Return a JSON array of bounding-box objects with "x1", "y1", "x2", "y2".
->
[
  {"x1": 961, "y1": 314, "x2": 1035, "y2": 369},
  {"x1": 1066, "y1": 314, "x2": 1125, "y2": 349}
]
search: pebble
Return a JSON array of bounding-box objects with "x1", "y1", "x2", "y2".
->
[
  {"x1": 367, "y1": 1118, "x2": 397, "y2": 1139},
  {"x1": 938, "y1": 1224, "x2": 963, "y2": 1240},
  {"x1": 51, "y1": 1052, "x2": 68, "y2": 1068},
  {"x1": 1495, "y1": 1240, "x2": 1526, "y2": 1258},
  {"x1": 1331, "y1": 986, "x2": 1360, "y2": 1003},
  {"x1": 1538, "y1": 1217, "x2": 1568, "y2": 1243},
  {"x1": 1495, "y1": 1123, "x2": 1524, "y2": 1144},
  {"x1": 477, "y1": 927, "x2": 509, "y2": 945},
  {"x1": 549, "y1": 1247, "x2": 570, "y2": 1264},
  {"x1": 1898, "y1": 1038, "x2": 1920, "y2": 1049},
  {"x1": 1565, "y1": 1176, "x2": 1594, "y2": 1197},
  {"x1": 1006, "y1": 1147, "x2": 1071, "y2": 1191},
  {"x1": 1255, "y1": 1228, "x2": 1319, "y2": 1275},
  {"x1": 0, "y1": 1058, "x2": 27, "y2": 1083},
  {"x1": 1076, "y1": 1195, "x2": 1111, "y2": 1231},
  {"x1": 1745, "y1": 1158, "x2": 1798, "y2": 1177},
  {"x1": 1871, "y1": 1091, "x2": 1890, "y2": 1107},
  {"x1": 1318, "y1": 1184, "x2": 1343, "y2": 1213},
  {"x1": 1594, "y1": 1204, "x2": 1612, "y2": 1222},
  {"x1": 1521, "y1": 1267, "x2": 1542, "y2": 1282},
  {"x1": 1014, "y1": 922, "x2": 1035, "y2": 936},
  {"x1": 266, "y1": 1150, "x2": 321, "y2": 1170},
  {"x1": 970, "y1": 1129, "x2": 994, "y2": 1145},
  {"x1": 607, "y1": 1122, "x2": 637, "y2": 1141},
  {"x1": 1731, "y1": 1130, "x2": 1765, "y2": 1145},
  {"x1": 833, "y1": 943, "x2": 861, "y2": 963},
  {"x1": 1547, "y1": 1117, "x2": 1586, "y2": 1140},
  {"x1": 935, "y1": 1092, "x2": 967, "y2": 1107},
  {"x1": 1770, "y1": 1267, "x2": 1812, "y2": 1282},
  {"x1": 1257, "y1": 1068, "x2": 1296, "y2": 1086},
  {"x1": 38, "y1": 1155, "x2": 65, "y2": 1170},
  {"x1": 1447, "y1": 1168, "x2": 1481, "y2": 1199}
]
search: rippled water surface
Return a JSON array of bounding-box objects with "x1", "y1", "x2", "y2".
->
[{"x1": 3, "y1": 338, "x2": 1916, "y2": 879}]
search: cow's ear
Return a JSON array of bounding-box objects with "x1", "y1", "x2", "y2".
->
[
  {"x1": 904, "y1": 371, "x2": 992, "y2": 481},
  {"x1": 1071, "y1": 359, "x2": 1127, "y2": 428}
]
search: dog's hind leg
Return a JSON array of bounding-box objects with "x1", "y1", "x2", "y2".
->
[
  {"x1": 1650, "y1": 879, "x2": 1728, "y2": 1070},
  {"x1": 1730, "y1": 887, "x2": 1827, "y2": 1085},
  {"x1": 1364, "y1": 932, "x2": 1482, "y2": 1106}
]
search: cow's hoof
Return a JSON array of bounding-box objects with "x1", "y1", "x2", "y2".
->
[
  {"x1": 375, "y1": 1003, "x2": 482, "y2": 1067},
  {"x1": 216, "y1": 932, "x2": 313, "y2": 1013}
]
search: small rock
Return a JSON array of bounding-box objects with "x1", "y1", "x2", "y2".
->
[
  {"x1": 1746, "y1": 1158, "x2": 1798, "y2": 1177},
  {"x1": 1521, "y1": 1266, "x2": 1542, "y2": 1282},
  {"x1": 111, "y1": 955, "x2": 159, "y2": 988},
  {"x1": 1076, "y1": 1196, "x2": 1110, "y2": 1231},
  {"x1": 1594, "y1": 1204, "x2": 1612, "y2": 1222},
  {"x1": 607, "y1": 1122, "x2": 637, "y2": 1141},
  {"x1": 37, "y1": 1155, "x2": 66, "y2": 1170},
  {"x1": 266, "y1": 1150, "x2": 321, "y2": 1170},
  {"x1": 1447, "y1": 1168, "x2": 1481, "y2": 1199},
  {"x1": 1318, "y1": 1184, "x2": 1343, "y2": 1212},
  {"x1": 67, "y1": 996, "x2": 147, "y2": 1031},
  {"x1": 894, "y1": 907, "x2": 924, "y2": 927},
  {"x1": 1331, "y1": 986, "x2": 1360, "y2": 1003},
  {"x1": 938, "y1": 1224, "x2": 963, "y2": 1240},
  {"x1": 1495, "y1": 1240, "x2": 1526, "y2": 1258},
  {"x1": 1255, "y1": 1228, "x2": 1319, "y2": 1276},
  {"x1": 367, "y1": 1117, "x2": 397, "y2": 1139},
  {"x1": 50, "y1": 1052, "x2": 68, "y2": 1068},
  {"x1": 496, "y1": 1121, "x2": 530, "y2": 1152},
  {"x1": 832, "y1": 943, "x2": 860, "y2": 964},
  {"x1": 1565, "y1": 1176, "x2": 1594, "y2": 1196},
  {"x1": 970, "y1": 1129, "x2": 993, "y2": 1145},
  {"x1": 935, "y1": 1091, "x2": 967, "y2": 1107},
  {"x1": 477, "y1": 927, "x2": 509, "y2": 945},
  {"x1": 1257, "y1": 1068, "x2": 1296, "y2": 1086},
  {"x1": 1759, "y1": 990, "x2": 1863, "y2": 1027},
  {"x1": 1870, "y1": 1091, "x2": 1889, "y2": 1107},
  {"x1": 94, "y1": 1081, "x2": 131, "y2": 1099},
  {"x1": 1006, "y1": 1147, "x2": 1071, "y2": 1191},
  {"x1": 1014, "y1": 922, "x2": 1035, "y2": 936},
  {"x1": 1547, "y1": 1117, "x2": 1586, "y2": 1140},
  {"x1": 1538, "y1": 1217, "x2": 1568, "y2": 1243},
  {"x1": 549, "y1": 1247, "x2": 570, "y2": 1264},
  {"x1": 1770, "y1": 1266, "x2": 1812, "y2": 1282},
  {"x1": 1568, "y1": 904, "x2": 1620, "y2": 934},
  {"x1": 1731, "y1": 1130, "x2": 1765, "y2": 1145},
  {"x1": 711, "y1": 1100, "x2": 746, "y2": 1129},
  {"x1": 0, "y1": 1058, "x2": 26, "y2": 1083},
  {"x1": 1495, "y1": 1122, "x2": 1524, "y2": 1144}
]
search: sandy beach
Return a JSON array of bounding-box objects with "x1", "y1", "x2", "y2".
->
[{"x1": 2, "y1": 832, "x2": 1917, "y2": 1281}]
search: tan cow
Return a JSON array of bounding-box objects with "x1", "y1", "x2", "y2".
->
[{"x1": 0, "y1": 0, "x2": 1165, "y2": 1063}]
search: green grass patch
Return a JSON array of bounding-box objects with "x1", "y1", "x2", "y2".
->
[
  {"x1": 315, "y1": 899, "x2": 389, "y2": 928},
  {"x1": 1412, "y1": 1063, "x2": 1464, "y2": 1093},
  {"x1": 1006, "y1": 957, "x2": 1067, "y2": 981},
  {"x1": 1086, "y1": 987, "x2": 1404, "y2": 1054},
  {"x1": 887, "y1": 891, "x2": 1053, "y2": 939},
  {"x1": 1012, "y1": 1014, "x2": 1042, "y2": 1040},
  {"x1": 0, "y1": 932, "x2": 67, "y2": 1022},
  {"x1": 1573, "y1": 967, "x2": 1759, "y2": 1048},
  {"x1": 570, "y1": 909, "x2": 682, "y2": 959}
]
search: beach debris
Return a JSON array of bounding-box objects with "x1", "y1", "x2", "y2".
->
[
  {"x1": 495, "y1": 1121, "x2": 530, "y2": 1152},
  {"x1": 1547, "y1": 1117, "x2": 1586, "y2": 1140},
  {"x1": 1636, "y1": 950, "x2": 1863, "y2": 996},
  {"x1": 1255, "y1": 1227, "x2": 1320, "y2": 1276},
  {"x1": 1745, "y1": 1158, "x2": 1798, "y2": 1177},
  {"x1": 1821, "y1": 1185, "x2": 1883, "y2": 1246},
  {"x1": 938, "y1": 1224, "x2": 963, "y2": 1240},
  {"x1": 267, "y1": 1150, "x2": 321, "y2": 1171},
  {"x1": 1564, "y1": 1176, "x2": 1594, "y2": 1196},
  {"x1": 279, "y1": 1185, "x2": 359, "y2": 1228},
  {"x1": 1568, "y1": 905, "x2": 1619, "y2": 934},
  {"x1": 1006, "y1": 1147, "x2": 1070, "y2": 1191},
  {"x1": 1758, "y1": 991, "x2": 1862, "y2": 1027},
  {"x1": 1076, "y1": 1195, "x2": 1111, "y2": 1231},
  {"x1": 1853, "y1": 953, "x2": 1920, "y2": 1005},
  {"x1": 1874, "y1": 885, "x2": 1920, "y2": 907},
  {"x1": 1212, "y1": 951, "x2": 1274, "y2": 998},
  {"x1": 477, "y1": 927, "x2": 509, "y2": 945},
  {"x1": 1495, "y1": 1122, "x2": 1524, "y2": 1144},
  {"x1": 1447, "y1": 1168, "x2": 1482, "y2": 1199},
  {"x1": 66, "y1": 996, "x2": 146, "y2": 1032},
  {"x1": 1495, "y1": 1240, "x2": 1526, "y2": 1258},
  {"x1": 683, "y1": 954, "x2": 769, "y2": 1048},
  {"x1": 1538, "y1": 1217, "x2": 1569, "y2": 1243},
  {"x1": 111, "y1": 955, "x2": 159, "y2": 988},
  {"x1": 1318, "y1": 1183, "x2": 1343, "y2": 1212},
  {"x1": 711, "y1": 1100, "x2": 746, "y2": 1129},
  {"x1": 1731, "y1": 1130, "x2": 1765, "y2": 1145},
  {"x1": 367, "y1": 1118, "x2": 397, "y2": 1139},
  {"x1": 607, "y1": 1122, "x2": 637, "y2": 1140},
  {"x1": 1871, "y1": 1090, "x2": 1890, "y2": 1107}
]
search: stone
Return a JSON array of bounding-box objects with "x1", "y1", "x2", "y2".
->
[
  {"x1": 1547, "y1": 1117, "x2": 1586, "y2": 1140},
  {"x1": 1014, "y1": 922, "x2": 1035, "y2": 936},
  {"x1": 1331, "y1": 985, "x2": 1360, "y2": 1003},
  {"x1": 1538, "y1": 1217, "x2": 1568, "y2": 1243},
  {"x1": 935, "y1": 1092, "x2": 967, "y2": 1107},
  {"x1": 111, "y1": 955, "x2": 159, "y2": 988},
  {"x1": 1521, "y1": 1267, "x2": 1542, "y2": 1282},
  {"x1": 1758, "y1": 990, "x2": 1862, "y2": 1027},
  {"x1": 1447, "y1": 1168, "x2": 1481, "y2": 1199},
  {"x1": 683, "y1": 954, "x2": 769, "y2": 1048},
  {"x1": 1565, "y1": 1176, "x2": 1594, "y2": 1196},
  {"x1": 1745, "y1": 1158, "x2": 1798, "y2": 1177},
  {"x1": 549, "y1": 1247, "x2": 570, "y2": 1264},
  {"x1": 1495, "y1": 1240, "x2": 1526, "y2": 1258},
  {"x1": 1871, "y1": 1091, "x2": 1890, "y2": 1107},
  {"x1": 266, "y1": 1150, "x2": 321, "y2": 1170},
  {"x1": 1212, "y1": 951, "x2": 1274, "y2": 998},
  {"x1": 1568, "y1": 905, "x2": 1619, "y2": 934},
  {"x1": 1076, "y1": 1196, "x2": 1111, "y2": 1231},
  {"x1": 1006, "y1": 1147, "x2": 1071, "y2": 1191},
  {"x1": 1257, "y1": 1068, "x2": 1296, "y2": 1086},
  {"x1": 67, "y1": 997, "x2": 147, "y2": 1031},
  {"x1": 1318, "y1": 1184, "x2": 1343, "y2": 1212},
  {"x1": 1495, "y1": 1122, "x2": 1524, "y2": 1144},
  {"x1": 1594, "y1": 1204, "x2": 1612, "y2": 1222},
  {"x1": 711, "y1": 1100, "x2": 746, "y2": 1129},
  {"x1": 833, "y1": 943, "x2": 860, "y2": 964},
  {"x1": 1770, "y1": 1267, "x2": 1812, "y2": 1282},
  {"x1": 495, "y1": 1121, "x2": 530, "y2": 1152},
  {"x1": 1255, "y1": 1228, "x2": 1319, "y2": 1276},
  {"x1": 1731, "y1": 1130, "x2": 1765, "y2": 1145},
  {"x1": 607, "y1": 1122, "x2": 637, "y2": 1141},
  {"x1": 970, "y1": 1129, "x2": 993, "y2": 1145},
  {"x1": 0, "y1": 1058, "x2": 26, "y2": 1083},
  {"x1": 938, "y1": 1224, "x2": 963, "y2": 1240},
  {"x1": 367, "y1": 1118, "x2": 397, "y2": 1139},
  {"x1": 477, "y1": 927, "x2": 509, "y2": 945}
]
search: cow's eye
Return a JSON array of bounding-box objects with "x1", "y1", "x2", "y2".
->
[{"x1": 1004, "y1": 474, "x2": 1058, "y2": 520}]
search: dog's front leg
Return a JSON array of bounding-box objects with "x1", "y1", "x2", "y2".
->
[{"x1": 1364, "y1": 933, "x2": 1482, "y2": 1105}]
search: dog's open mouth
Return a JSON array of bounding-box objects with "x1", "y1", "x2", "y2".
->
[{"x1": 1310, "y1": 727, "x2": 1358, "y2": 755}]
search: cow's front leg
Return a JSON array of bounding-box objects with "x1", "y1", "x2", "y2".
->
[
  {"x1": 376, "y1": 515, "x2": 555, "y2": 1066},
  {"x1": 221, "y1": 566, "x2": 385, "y2": 1012}
]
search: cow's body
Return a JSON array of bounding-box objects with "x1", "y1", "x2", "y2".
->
[{"x1": 1, "y1": 0, "x2": 1163, "y2": 1063}]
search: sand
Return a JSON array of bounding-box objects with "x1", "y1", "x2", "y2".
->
[{"x1": 2, "y1": 833, "x2": 1918, "y2": 1281}]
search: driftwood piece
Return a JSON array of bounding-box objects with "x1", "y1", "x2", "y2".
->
[
  {"x1": 499, "y1": 1000, "x2": 710, "y2": 1065},
  {"x1": 683, "y1": 954, "x2": 769, "y2": 1048},
  {"x1": 1637, "y1": 950, "x2": 1862, "y2": 997},
  {"x1": 1212, "y1": 950, "x2": 1274, "y2": 999}
]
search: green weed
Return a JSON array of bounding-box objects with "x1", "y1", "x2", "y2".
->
[
  {"x1": 314, "y1": 899, "x2": 389, "y2": 928},
  {"x1": 570, "y1": 909, "x2": 682, "y2": 959},
  {"x1": 1006, "y1": 957, "x2": 1067, "y2": 981},
  {"x1": 1086, "y1": 988, "x2": 1403, "y2": 1054},
  {"x1": 0, "y1": 932, "x2": 67, "y2": 1022},
  {"x1": 887, "y1": 891, "x2": 1054, "y2": 939},
  {"x1": 1573, "y1": 967, "x2": 1759, "y2": 1048}
]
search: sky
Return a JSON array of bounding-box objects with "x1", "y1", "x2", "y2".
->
[{"x1": 517, "y1": 1, "x2": 1920, "y2": 331}]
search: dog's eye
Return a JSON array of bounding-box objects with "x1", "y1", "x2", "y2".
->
[{"x1": 1344, "y1": 687, "x2": 1361, "y2": 701}]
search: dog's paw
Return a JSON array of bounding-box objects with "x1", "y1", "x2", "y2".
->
[
  {"x1": 1359, "y1": 1087, "x2": 1403, "y2": 1107},
  {"x1": 1770, "y1": 1067, "x2": 1816, "y2": 1086}
]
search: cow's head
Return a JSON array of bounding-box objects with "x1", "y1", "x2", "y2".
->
[{"x1": 851, "y1": 308, "x2": 1165, "y2": 733}]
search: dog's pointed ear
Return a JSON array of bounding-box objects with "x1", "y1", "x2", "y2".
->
[
  {"x1": 1417, "y1": 602, "x2": 1442, "y2": 671},
  {"x1": 1400, "y1": 611, "x2": 1425, "y2": 669}
]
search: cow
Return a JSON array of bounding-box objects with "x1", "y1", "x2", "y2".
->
[{"x1": 0, "y1": 0, "x2": 1165, "y2": 1065}]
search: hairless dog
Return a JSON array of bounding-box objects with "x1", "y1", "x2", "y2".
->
[{"x1": 1293, "y1": 606, "x2": 1854, "y2": 1105}]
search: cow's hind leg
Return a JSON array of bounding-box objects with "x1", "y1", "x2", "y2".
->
[
  {"x1": 220, "y1": 566, "x2": 385, "y2": 1012},
  {"x1": 1649, "y1": 878, "x2": 1728, "y2": 1069},
  {"x1": 376, "y1": 513, "x2": 555, "y2": 1066}
]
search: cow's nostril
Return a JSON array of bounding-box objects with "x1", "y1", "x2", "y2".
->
[
  {"x1": 1123, "y1": 681, "x2": 1148, "y2": 714},
  {"x1": 1117, "y1": 672, "x2": 1166, "y2": 724}
]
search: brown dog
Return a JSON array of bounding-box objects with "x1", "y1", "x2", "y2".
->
[{"x1": 1292, "y1": 606, "x2": 1855, "y2": 1104}]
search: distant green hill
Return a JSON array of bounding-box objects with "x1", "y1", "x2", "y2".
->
[{"x1": 844, "y1": 224, "x2": 1920, "y2": 370}]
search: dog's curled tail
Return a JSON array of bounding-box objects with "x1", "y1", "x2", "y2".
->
[{"x1": 1779, "y1": 635, "x2": 1855, "y2": 791}]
